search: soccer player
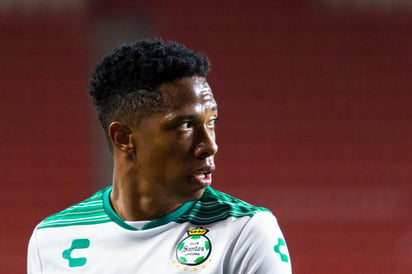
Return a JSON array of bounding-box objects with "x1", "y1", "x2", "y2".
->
[{"x1": 27, "y1": 39, "x2": 292, "y2": 273}]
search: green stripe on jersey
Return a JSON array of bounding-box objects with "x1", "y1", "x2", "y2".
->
[
  {"x1": 37, "y1": 187, "x2": 111, "y2": 229},
  {"x1": 37, "y1": 186, "x2": 269, "y2": 229},
  {"x1": 176, "y1": 187, "x2": 270, "y2": 225}
]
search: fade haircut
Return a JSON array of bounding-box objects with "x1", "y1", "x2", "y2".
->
[{"x1": 88, "y1": 38, "x2": 210, "y2": 143}]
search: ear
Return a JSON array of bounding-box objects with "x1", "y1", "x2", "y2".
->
[{"x1": 108, "y1": 121, "x2": 135, "y2": 153}]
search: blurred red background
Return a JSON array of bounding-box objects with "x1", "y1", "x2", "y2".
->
[{"x1": 1, "y1": 1, "x2": 411, "y2": 273}]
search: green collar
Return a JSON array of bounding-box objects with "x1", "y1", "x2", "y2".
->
[{"x1": 103, "y1": 187, "x2": 196, "y2": 231}]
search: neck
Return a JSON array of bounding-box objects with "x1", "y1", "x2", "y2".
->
[{"x1": 110, "y1": 166, "x2": 182, "y2": 221}]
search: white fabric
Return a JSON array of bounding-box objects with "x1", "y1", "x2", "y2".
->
[{"x1": 28, "y1": 211, "x2": 291, "y2": 273}]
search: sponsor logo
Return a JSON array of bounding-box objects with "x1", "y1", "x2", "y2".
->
[
  {"x1": 62, "y1": 239, "x2": 90, "y2": 267},
  {"x1": 274, "y1": 237, "x2": 289, "y2": 263}
]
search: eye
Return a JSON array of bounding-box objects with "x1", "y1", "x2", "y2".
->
[
  {"x1": 207, "y1": 117, "x2": 218, "y2": 128},
  {"x1": 177, "y1": 121, "x2": 193, "y2": 131}
]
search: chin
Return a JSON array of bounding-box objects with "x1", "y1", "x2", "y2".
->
[{"x1": 193, "y1": 187, "x2": 206, "y2": 199}]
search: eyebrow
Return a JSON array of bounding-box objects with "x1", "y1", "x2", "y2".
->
[
  {"x1": 168, "y1": 106, "x2": 218, "y2": 122},
  {"x1": 174, "y1": 114, "x2": 198, "y2": 121}
]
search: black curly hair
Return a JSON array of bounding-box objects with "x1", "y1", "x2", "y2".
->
[{"x1": 88, "y1": 38, "x2": 210, "y2": 140}]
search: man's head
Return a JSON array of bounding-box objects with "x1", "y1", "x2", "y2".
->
[
  {"x1": 88, "y1": 38, "x2": 210, "y2": 141},
  {"x1": 88, "y1": 39, "x2": 218, "y2": 203}
]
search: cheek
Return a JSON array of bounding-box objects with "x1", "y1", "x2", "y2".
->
[
  {"x1": 138, "y1": 133, "x2": 194, "y2": 167},
  {"x1": 166, "y1": 133, "x2": 194, "y2": 154},
  {"x1": 143, "y1": 141, "x2": 190, "y2": 167},
  {"x1": 162, "y1": 141, "x2": 193, "y2": 171}
]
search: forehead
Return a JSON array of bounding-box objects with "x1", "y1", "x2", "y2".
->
[{"x1": 160, "y1": 76, "x2": 216, "y2": 110}]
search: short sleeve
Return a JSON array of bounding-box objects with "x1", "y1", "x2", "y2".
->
[{"x1": 229, "y1": 211, "x2": 292, "y2": 274}]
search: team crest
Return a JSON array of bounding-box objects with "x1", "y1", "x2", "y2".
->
[{"x1": 176, "y1": 227, "x2": 211, "y2": 266}]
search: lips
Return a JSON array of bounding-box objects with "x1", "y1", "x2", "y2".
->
[{"x1": 190, "y1": 166, "x2": 215, "y2": 187}]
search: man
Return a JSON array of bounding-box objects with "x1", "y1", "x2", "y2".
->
[{"x1": 27, "y1": 39, "x2": 292, "y2": 273}]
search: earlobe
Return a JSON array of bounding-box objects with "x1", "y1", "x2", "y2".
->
[{"x1": 108, "y1": 122, "x2": 135, "y2": 153}]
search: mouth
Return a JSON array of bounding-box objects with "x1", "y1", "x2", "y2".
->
[{"x1": 189, "y1": 166, "x2": 215, "y2": 187}]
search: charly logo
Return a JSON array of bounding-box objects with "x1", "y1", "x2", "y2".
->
[
  {"x1": 274, "y1": 237, "x2": 289, "y2": 263},
  {"x1": 62, "y1": 239, "x2": 90, "y2": 267},
  {"x1": 176, "y1": 227, "x2": 212, "y2": 266}
]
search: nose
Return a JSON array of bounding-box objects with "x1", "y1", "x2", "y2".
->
[{"x1": 194, "y1": 126, "x2": 218, "y2": 159}]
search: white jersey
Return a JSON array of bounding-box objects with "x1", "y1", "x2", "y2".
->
[{"x1": 28, "y1": 186, "x2": 292, "y2": 274}]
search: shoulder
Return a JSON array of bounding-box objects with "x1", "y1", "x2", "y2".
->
[
  {"x1": 177, "y1": 187, "x2": 271, "y2": 225},
  {"x1": 37, "y1": 187, "x2": 111, "y2": 229}
]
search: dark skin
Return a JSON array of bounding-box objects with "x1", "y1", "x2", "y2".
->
[{"x1": 108, "y1": 76, "x2": 218, "y2": 221}]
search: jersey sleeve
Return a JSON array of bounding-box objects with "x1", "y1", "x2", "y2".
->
[
  {"x1": 229, "y1": 211, "x2": 292, "y2": 274},
  {"x1": 27, "y1": 227, "x2": 42, "y2": 274}
]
